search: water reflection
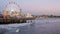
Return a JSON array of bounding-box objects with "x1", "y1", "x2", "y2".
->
[
  {"x1": 0, "y1": 18, "x2": 60, "y2": 34},
  {"x1": 0, "y1": 22, "x2": 36, "y2": 34}
]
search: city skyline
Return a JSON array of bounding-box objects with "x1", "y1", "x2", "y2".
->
[{"x1": 0, "y1": 0, "x2": 60, "y2": 16}]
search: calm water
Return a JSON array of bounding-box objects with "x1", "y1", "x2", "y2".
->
[{"x1": 0, "y1": 18, "x2": 60, "y2": 34}]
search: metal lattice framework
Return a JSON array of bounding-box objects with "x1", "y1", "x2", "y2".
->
[
  {"x1": 5, "y1": 2, "x2": 21, "y2": 10},
  {"x1": 3, "y1": 2, "x2": 22, "y2": 18}
]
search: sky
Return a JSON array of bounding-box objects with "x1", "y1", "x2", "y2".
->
[{"x1": 0, "y1": 0, "x2": 60, "y2": 16}]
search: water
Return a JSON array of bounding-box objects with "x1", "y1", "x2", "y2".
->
[{"x1": 0, "y1": 18, "x2": 60, "y2": 34}]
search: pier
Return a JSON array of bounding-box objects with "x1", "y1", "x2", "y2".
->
[
  {"x1": 0, "y1": 2, "x2": 36, "y2": 24},
  {"x1": 0, "y1": 17, "x2": 35, "y2": 24}
]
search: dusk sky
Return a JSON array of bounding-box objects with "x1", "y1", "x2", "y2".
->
[{"x1": 0, "y1": 0, "x2": 60, "y2": 15}]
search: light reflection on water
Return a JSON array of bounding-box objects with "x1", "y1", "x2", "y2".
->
[{"x1": 0, "y1": 18, "x2": 60, "y2": 34}]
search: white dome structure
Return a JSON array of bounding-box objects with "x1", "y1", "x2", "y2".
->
[{"x1": 25, "y1": 13, "x2": 33, "y2": 18}]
